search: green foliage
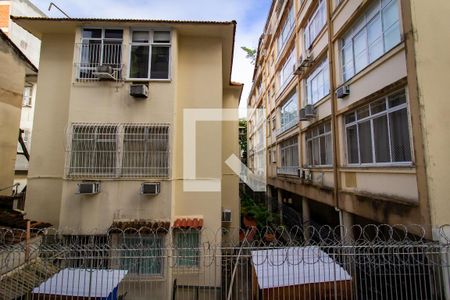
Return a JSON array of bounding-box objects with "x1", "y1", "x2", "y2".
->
[
  {"x1": 241, "y1": 46, "x2": 256, "y2": 65},
  {"x1": 241, "y1": 193, "x2": 279, "y2": 228}
]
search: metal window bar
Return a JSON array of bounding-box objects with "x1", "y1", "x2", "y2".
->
[
  {"x1": 75, "y1": 42, "x2": 125, "y2": 82},
  {"x1": 66, "y1": 123, "x2": 170, "y2": 178},
  {"x1": 0, "y1": 224, "x2": 449, "y2": 300}
]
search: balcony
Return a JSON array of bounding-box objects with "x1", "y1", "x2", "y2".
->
[
  {"x1": 275, "y1": 113, "x2": 299, "y2": 136},
  {"x1": 276, "y1": 166, "x2": 299, "y2": 176},
  {"x1": 75, "y1": 43, "x2": 125, "y2": 82}
]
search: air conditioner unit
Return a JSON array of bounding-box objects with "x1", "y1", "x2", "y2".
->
[
  {"x1": 130, "y1": 84, "x2": 149, "y2": 98},
  {"x1": 222, "y1": 209, "x2": 232, "y2": 223},
  {"x1": 336, "y1": 85, "x2": 350, "y2": 98},
  {"x1": 299, "y1": 104, "x2": 316, "y2": 121},
  {"x1": 93, "y1": 65, "x2": 115, "y2": 80},
  {"x1": 77, "y1": 182, "x2": 100, "y2": 194},
  {"x1": 141, "y1": 182, "x2": 160, "y2": 195},
  {"x1": 304, "y1": 169, "x2": 312, "y2": 183}
]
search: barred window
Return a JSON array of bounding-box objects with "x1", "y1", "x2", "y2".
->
[
  {"x1": 68, "y1": 123, "x2": 169, "y2": 178},
  {"x1": 174, "y1": 230, "x2": 200, "y2": 267},
  {"x1": 120, "y1": 235, "x2": 163, "y2": 275},
  {"x1": 306, "y1": 122, "x2": 332, "y2": 167},
  {"x1": 344, "y1": 90, "x2": 411, "y2": 165}
]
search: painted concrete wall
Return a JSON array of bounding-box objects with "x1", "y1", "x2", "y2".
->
[
  {"x1": 410, "y1": 0, "x2": 450, "y2": 226},
  {"x1": 0, "y1": 36, "x2": 26, "y2": 195}
]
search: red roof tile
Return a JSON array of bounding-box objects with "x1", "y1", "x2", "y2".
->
[{"x1": 173, "y1": 218, "x2": 203, "y2": 229}]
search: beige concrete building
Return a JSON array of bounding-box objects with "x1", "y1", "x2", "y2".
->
[
  {"x1": 0, "y1": 29, "x2": 37, "y2": 197},
  {"x1": 247, "y1": 0, "x2": 450, "y2": 237},
  {"x1": 12, "y1": 17, "x2": 242, "y2": 238}
]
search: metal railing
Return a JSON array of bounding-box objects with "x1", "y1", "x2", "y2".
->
[
  {"x1": 1, "y1": 224, "x2": 449, "y2": 300},
  {"x1": 276, "y1": 165, "x2": 299, "y2": 176},
  {"x1": 75, "y1": 43, "x2": 125, "y2": 82},
  {"x1": 275, "y1": 114, "x2": 299, "y2": 136}
]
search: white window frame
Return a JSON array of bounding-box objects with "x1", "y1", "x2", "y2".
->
[
  {"x1": 344, "y1": 89, "x2": 412, "y2": 167},
  {"x1": 305, "y1": 122, "x2": 332, "y2": 167},
  {"x1": 340, "y1": 0, "x2": 402, "y2": 82},
  {"x1": 304, "y1": 0, "x2": 326, "y2": 49},
  {"x1": 22, "y1": 85, "x2": 32, "y2": 107},
  {"x1": 279, "y1": 89, "x2": 299, "y2": 134},
  {"x1": 306, "y1": 58, "x2": 330, "y2": 105},
  {"x1": 128, "y1": 29, "x2": 172, "y2": 81},
  {"x1": 278, "y1": 49, "x2": 295, "y2": 92},
  {"x1": 277, "y1": 2, "x2": 295, "y2": 58},
  {"x1": 278, "y1": 136, "x2": 299, "y2": 175}
]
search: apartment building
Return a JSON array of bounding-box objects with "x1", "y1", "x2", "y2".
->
[
  {"x1": 247, "y1": 0, "x2": 450, "y2": 237},
  {"x1": 1, "y1": 0, "x2": 45, "y2": 187},
  {"x1": 12, "y1": 17, "x2": 242, "y2": 237}
]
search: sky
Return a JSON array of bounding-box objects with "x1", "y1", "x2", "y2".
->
[{"x1": 30, "y1": 0, "x2": 272, "y2": 113}]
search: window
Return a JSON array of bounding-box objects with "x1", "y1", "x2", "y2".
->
[
  {"x1": 174, "y1": 230, "x2": 200, "y2": 267},
  {"x1": 129, "y1": 30, "x2": 171, "y2": 80},
  {"x1": 279, "y1": 49, "x2": 295, "y2": 90},
  {"x1": 79, "y1": 28, "x2": 123, "y2": 79},
  {"x1": 341, "y1": 0, "x2": 401, "y2": 81},
  {"x1": 306, "y1": 58, "x2": 330, "y2": 104},
  {"x1": 280, "y1": 89, "x2": 298, "y2": 133},
  {"x1": 22, "y1": 86, "x2": 32, "y2": 107},
  {"x1": 277, "y1": 2, "x2": 295, "y2": 57},
  {"x1": 304, "y1": 0, "x2": 326, "y2": 49},
  {"x1": 344, "y1": 90, "x2": 411, "y2": 165},
  {"x1": 68, "y1": 123, "x2": 169, "y2": 178},
  {"x1": 280, "y1": 136, "x2": 299, "y2": 170},
  {"x1": 306, "y1": 122, "x2": 332, "y2": 166},
  {"x1": 120, "y1": 235, "x2": 163, "y2": 275}
]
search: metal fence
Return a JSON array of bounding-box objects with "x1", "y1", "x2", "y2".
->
[{"x1": 0, "y1": 224, "x2": 449, "y2": 300}]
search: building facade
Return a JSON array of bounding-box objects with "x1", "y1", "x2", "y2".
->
[
  {"x1": 247, "y1": 0, "x2": 450, "y2": 237},
  {"x1": 13, "y1": 17, "x2": 242, "y2": 238}
]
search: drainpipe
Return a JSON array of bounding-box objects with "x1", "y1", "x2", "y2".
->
[{"x1": 326, "y1": 0, "x2": 341, "y2": 212}]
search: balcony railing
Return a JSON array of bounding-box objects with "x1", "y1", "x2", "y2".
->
[
  {"x1": 276, "y1": 166, "x2": 299, "y2": 176},
  {"x1": 75, "y1": 43, "x2": 125, "y2": 82},
  {"x1": 275, "y1": 114, "x2": 299, "y2": 136}
]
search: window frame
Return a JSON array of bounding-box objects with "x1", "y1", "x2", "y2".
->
[
  {"x1": 344, "y1": 89, "x2": 412, "y2": 167},
  {"x1": 304, "y1": 0, "x2": 326, "y2": 50},
  {"x1": 277, "y1": 1, "x2": 295, "y2": 58},
  {"x1": 173, "y1": 229, "x2": 201, "y2": 268},
  {"x1": 306, "y1": 57, "x2": 330, "y2": 105},
  {"x1": 22, "y1": 85, "x2": 32, "y2": 107},
  {"x1": 128, "y1": 28, "x2": 172, "y2": 81},
  {"x1": 340, "y1": 0, "x2": 402, "y2": 82},
  {"x1": 305, "y1": 122, "x2": 332, "y2": 167},
  {"x1": 279, "y1": 136, "x2": 299, "y2": 168}
]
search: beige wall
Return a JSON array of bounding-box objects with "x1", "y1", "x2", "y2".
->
[
  {"x1": 25, "y1": 26, "x2": 241, "y2": 236},
  {"x1": 0, "y1": 37, "x2": 26, "y2": 195},
  {"x1": 410, "y1": 0, "x2": 450, "y2": 226}
]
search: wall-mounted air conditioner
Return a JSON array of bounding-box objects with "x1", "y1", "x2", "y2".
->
[
  {"x1": 299, "y1": 104, "x2": 316, "y2": 121},
  {"x1": 93, "y1": 65, "x2": 115, "y2": 80},
  {"x1": 222, "y1": 209, "x2": 232, "y2": 223},
  {"x1": 130, "y1": 84, "x2": 149, "y2": 98},
  {"x1": 77, "y1": 182, "x2": 100, "y2": 194},
  {"x1": 141, "y1": 182, "x2": 160, "y2": 195},
  {"x1": 336, "y1": 85, "x2": 350, "y2": 98}
]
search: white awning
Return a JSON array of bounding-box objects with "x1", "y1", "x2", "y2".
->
[
  {"x1": 32, "y1": 268, "x2": 128, "y2": 297},
  {"x1": 251, "y1": 246, "x2": 351, "y2": 289}
]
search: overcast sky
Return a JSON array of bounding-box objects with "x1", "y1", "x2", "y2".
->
[{"x1": 30, "y1": 0, "x2": 272, "y2": 112}]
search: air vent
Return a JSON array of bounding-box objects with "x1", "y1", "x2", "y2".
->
[
  {"x1": 141, "y1": 182, "x2": 160, "y2": 195},
  {"x1": 222, "y1": 209, "x2": 232, "y2": 223},
  {"x1": 130, "y1": 84, "x2": 149, "y2": 98},
  {"x1": 336, "y1": 85, "x2": 350, "y2": 98},
  {"x1": 77, "y1": 182, "x2": 100, "y2": 194}
]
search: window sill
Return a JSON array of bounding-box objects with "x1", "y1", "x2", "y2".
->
[
  {"x1": 126, "y1": 78, "x2": 172, "y2": 83},
  {"x1": 341, "y1": 163, "x2": 415, "y2": 172}
]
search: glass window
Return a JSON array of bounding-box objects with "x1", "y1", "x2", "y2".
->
[
  {"x1": 120, "y1": 235, "x2": 163, "y2": 275},
  {"x1": 174, "y1": 230, "x2": 200, "y2": 267},
  {"x1": 277, "y1": 2, "x2": 295, "y2": 57},
  {"x1": 279, "y1": 49, "x2": 295, "y2": 89},
  {"x1": 344, "y1": 89, "x2": 411, "y2": 165},
  {"x1": 306, "y1": 122, "x2": 332, "y2": 167},
  {"x1": 22, "y1": 86, "x2": 32, "y2": 106},
  {"x1": 304, "y1": 0, "x2": 326, "y2": 49},
  {"x1": 280, "y1": 137, "x2": 299, "y2": 168},
  {"x1": 280, "y1": 90, "x2": 298, "y2": 133},
  {"x1": 129, "y1": 30, "x2": 171, "y2": 79},
  {"x1": 341, "y1": 0, "x2": 401, "y2": 81},
  {"x1": 306, "y1": 58, "x2": 330, "y2": 104}
]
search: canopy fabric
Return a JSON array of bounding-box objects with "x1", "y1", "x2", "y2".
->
[{"x1": 251, "y1": 246, "x2": 352, "y2": 289}]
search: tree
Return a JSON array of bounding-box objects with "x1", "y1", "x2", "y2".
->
[
  {"x1": 239, "y1": 119, "x2": 247, "y2": 165},
  {"x1": 241, "y1": 46, "x2": 256, "y2": 65}
]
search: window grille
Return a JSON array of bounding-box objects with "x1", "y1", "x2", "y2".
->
[
  {"x1": 174, "y1": 230, "x2": 200, "y2": 267},
  {"x1": 120, "y1": 235, "x2": 164, "y2": 275},
  {"x1": 67, "y1": 123, "x2": 169, "y2": 178}
]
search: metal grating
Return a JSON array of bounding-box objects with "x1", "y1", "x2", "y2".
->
[{"x1": 66, "y1": 123, "x2": 169, "y2": 178}]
